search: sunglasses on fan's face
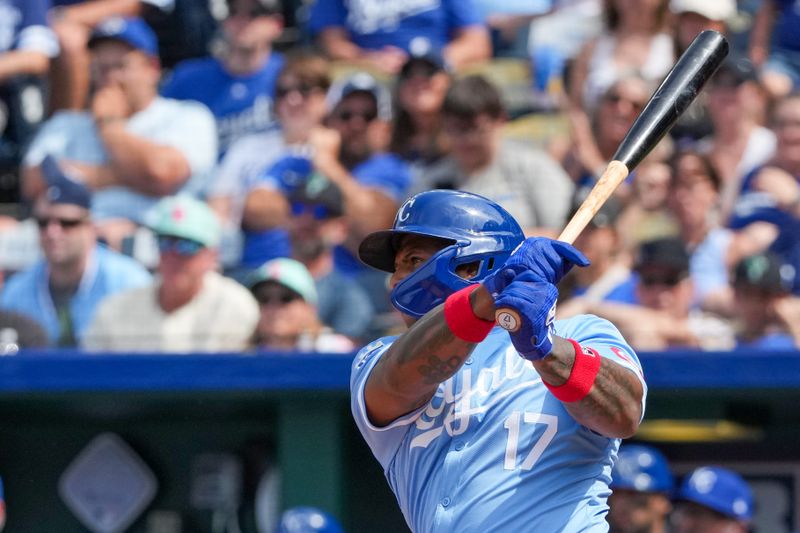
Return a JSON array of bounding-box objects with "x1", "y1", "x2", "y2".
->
[
  {"x1": 639, "y1": 270, "x2": 685, "y2": 287},
  {"x1": 602, "y1": 92, "x2": 646, "y2": 113},
  {"x1": 334, "y1": 108, "x2": 378, "y2": 123},
  {"x1": 157, "y1": 235, "x2": 205, "y2": 257},
  {"x1": 35, "y1": 216, "x2": 88, "y2": 230},
  {"x1": 255, "y1": 285, "x2": 303, "y2": 306},
  {"x1": 275, "y1": 83, "x2": 324, "y2": 100},
  {"x1": 290, "y1": 201, "x2": 331, "y2": 220}
]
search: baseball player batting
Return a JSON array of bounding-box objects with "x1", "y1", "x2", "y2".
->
[{"x1": 353, "y1": 190, "x2": 646, "y2": 531}]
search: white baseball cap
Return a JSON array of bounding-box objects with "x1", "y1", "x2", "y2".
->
[{"x1": 670, "y1": 0, "x2": 736, "y2": 21}]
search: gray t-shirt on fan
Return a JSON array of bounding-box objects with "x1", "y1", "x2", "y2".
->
[{"x1": 411, "y1": 139, "x2": 574, "y2": 231}]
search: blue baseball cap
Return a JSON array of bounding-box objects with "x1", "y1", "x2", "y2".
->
[
  {"x1": 264, "y1": 154, "x2": 314, "y2": 192},
  {"x1": 41, "y1": 155, "x2": 92, "y2": 210},
  {"x1": 676, "y1": 466, "x2": 753, "y2": 521},
  {"x1": 89, "y1": 17, "x2": 159, "y2": 57},
  {"x1": 611, "y1": 444, "x2": 674, "y2": 494}
]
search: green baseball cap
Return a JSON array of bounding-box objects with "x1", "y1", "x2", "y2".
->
[
  {"x1": 147, "y1": 195, "x2": 221, "y2": 248},
  {"x1": 247, "y1": 258, "x2": 318, "y2": 305}
]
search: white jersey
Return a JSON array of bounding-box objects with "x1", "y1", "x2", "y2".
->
[{"x1": 351, "y1": 314, "x2": 646, "y2": 532}]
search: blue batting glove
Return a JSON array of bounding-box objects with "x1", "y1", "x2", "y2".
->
[
  {"x1": 483, "y1": 237, "x2": 590, "y2": 297},
  {"x1": 494, "y1": 278, "x2": 559, "y2": 361}
]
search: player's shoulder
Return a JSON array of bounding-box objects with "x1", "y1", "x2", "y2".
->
[
  {"x1": 352, "y1": 336, "x2": 396, "y2": 373},
  {"x1": 555, "y1": 314, "x2": 628, "y2": 344}
]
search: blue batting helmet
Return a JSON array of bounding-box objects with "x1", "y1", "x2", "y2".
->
[
  {"x1": 359, "y1": 190, "x2": 524, "y2": 318},
  {"x1": 277, "y1": 506, "x2": 344, "y2": 533},
  {"x1": 611, "y1": 444, "x2": 674, "y2": 494},
  {"x1": 676, "y1": 466, "x2": 753, "y2": 521}
]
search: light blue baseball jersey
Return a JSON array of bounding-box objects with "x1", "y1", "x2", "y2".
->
[{"x1": 351, "y1": 314, "x2": 646, "y2": 532}]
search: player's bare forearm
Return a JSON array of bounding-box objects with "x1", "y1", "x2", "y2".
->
[
  {"x1": 364, "y1": 288, "x2": 496, "y2": 426},
  {"x1": 533, "y1": 337, "x2": 643, "y2": 438}
]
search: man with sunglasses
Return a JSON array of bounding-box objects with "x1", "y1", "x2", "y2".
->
[
  {"x1": 1, "y1": 156, "x2": 151, "y2": 348},
  {"x1": 83, "y1": 195, "x2": 259, "y2": 352},
  {"x1": 247, "y1": 257, "x2": 353, "y2": 352},
  {"x1": 286, "y1": 174, "x2": 374, "y2": 343},
  {"x1": 161, "y1": 0, "x2": 285, "y2": 157},
  {"x1": 573, "y1": 237, "x2": 735, "y2": 351}
]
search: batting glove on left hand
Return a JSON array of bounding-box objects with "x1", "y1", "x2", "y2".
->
[
  {"x1": 494, "y1": 273, "x2": 559, "y2": 361},
  {"x1": 483, "y1": 237, "x2": 590, "y2": 297}
]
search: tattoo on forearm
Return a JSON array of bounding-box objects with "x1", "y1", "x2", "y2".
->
[
  {"x1": 566, "y1": 359, "x2": 642, "y2": 436},
  {"x1": 392, "y1": 309, "x2": 474, "y2": 385},
  {"x1": 418, "y1": 354, "x2": 463, "y2": 384}
]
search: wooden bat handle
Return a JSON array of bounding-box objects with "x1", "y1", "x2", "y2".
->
[
  {"x1": 494, "y1": 160, "x2": 629, "y2": 331},
  {"x1": 558, "y1": 160, "x2": 629, "y2": 244}
]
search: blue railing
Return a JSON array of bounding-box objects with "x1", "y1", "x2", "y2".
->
[{"x1": 0, "y1": 349, "x2": 798, "y2": 392}]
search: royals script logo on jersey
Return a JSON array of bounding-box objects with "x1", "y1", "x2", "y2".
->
[
  {"x1": 345, "y1": 0, "x2": 441, "y2": 34},
  {"x1": 409, "y1": 347, "x2": 539, "y2": 449}
]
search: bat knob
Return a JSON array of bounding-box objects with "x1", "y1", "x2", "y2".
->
[{"x1": 495, "y1": 308, "x2": 522, "y2": 333}]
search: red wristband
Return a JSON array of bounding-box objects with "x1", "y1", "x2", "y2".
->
[
  {"x1": 543, "y1": 339, "x2": 601, "y2": 402},
  {"x1": 444, "y1": 285, "x2": 495, "y2": 343}
]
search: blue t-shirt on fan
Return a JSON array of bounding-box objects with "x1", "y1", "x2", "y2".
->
[
  {"x1": 308, "y1": 0, "x2": 483, "y2": 53},
  {"x1": 161, "y1": 53, "x2": 285, "y2": 157}
]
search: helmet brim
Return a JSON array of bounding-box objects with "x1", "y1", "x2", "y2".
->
[
  {"x1": 359, "y1": 230, "x2": 403, "y2": 272},
  {"x1": 359, "y1": 229, "x2": 457, "y2": 273}
]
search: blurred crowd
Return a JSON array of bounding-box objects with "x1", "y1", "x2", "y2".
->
[{"x1": 1, "y1": 0, "x2": 799, "y2": 354}]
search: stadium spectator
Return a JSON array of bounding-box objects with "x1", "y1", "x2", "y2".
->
[
  {"x1": 553, "y1": 74, "x2": 665, "y2": 206},
  {"x1": 614, "y1": 160, "x2": 679, "y2": 254},
  {"x1": 244, "y1": 71, "x2": 411, "y2": 323},
  {"x1": 667, "y1": 0, "x2": 737, "y2": 142},
  {"x1": 0, "y1": 156, "x2": 151, "y2": 347},
  {"x1": 666, "y1": 150, "x2": 740, "y2": 314},
  {"x1": 572, "y1": 237, "x2": 735, "y2": 350},
  {"x1": 160, "y1": 0, "x2": 285, "y2": 157},
  {"x1": 286, "y1": 174, "x2": 374, "y2": 343},
  {"x1": 414, "y1": 74, "x2": 573, "y2": 236},
  {"x1": 728, "y1": 92, "x2": 800, "y2": 293},
  {"x1": 307, "y1": 0, "x2": 490, "y2": 75},
  {"x1": 389, "y1": 48, "x2": 452, "y2": 180},
  {"x1": 0, "y1": 0, "x2": 59, "y2": 203},
  {"x1": 749, "y1": 0, "x2": 800, "y2": 99},
  {"x1": 732, "y1": 252, "x2": 800, "y2": 349},
  {"x1": 21, "y1": 16, "x2": 218, "y2": 251},
  {"x1": 82, "y1": 195, "x2": 259, "y2": 352},
  {"x1": 210, "y1": 52, "x2": 332, "y2": 270},
  {"x1": 247, "y1": 257, "x2": 354, "y2": 352},
  {"x1": 608, "y1": 444, "x2": 675, "y2": 533},
  {"x1": 670, "y1": 466, "x2": 753, "y2": 533},
  {"x1": 697, "y1": 55, "x2": 775, "y2": 221},
  {"x1": 557, "y1": 200, "x2": 632, "y2": 314},
  {"x1": 568, "y1": 0, "x2": 673, "y2": 113},
  {"x1": 47, "y1": 0, "x2": 174, "y2": 113}
]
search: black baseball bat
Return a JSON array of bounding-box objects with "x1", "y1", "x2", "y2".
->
[
  {"x1": 496, "y1": 30, "x2": 729, "y2": 331},
  {"x1": 558, "y1": 29, "x2": 729, "y2": 244}
]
